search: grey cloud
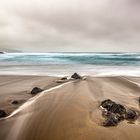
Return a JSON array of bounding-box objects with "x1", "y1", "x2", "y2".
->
[{"x1": 0, "y1": 0, "x2": 140, "y2": 52}]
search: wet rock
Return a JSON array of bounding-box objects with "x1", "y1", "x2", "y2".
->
[
  {"x1": 11, "y1": 100, "x2": 19, "y2": 105},
  {"x1": 103, "y1": 111, "x2": 124, "y2": 124},
  {"x1": 116, "y1": 114, "x2": 125, "y2": 121},
  {"x1": 109, "y1": 104, "x2": 126, "y2": 115},
  {"x1": 71, "y1": 73, "x2": 82, "y2": 79},
  {"x1": 102, "y1": 110, "x2": 109, "y2": 117},
  {"x1": 31, "y1": 87, "x2": 43, "y2": 95},
  {"x1": 125, "y1": 109, "x2": 138, "y2": 120},
  {"x1": 61, "y1": 77, "x2": 67, "y2": 80},
  {"x1": 101, "y1": 99, "x2": 114, "y2": 110},
  {"x1": 0, "y1": 110, "x2": 7, "y2": 118},
  {"x1": 101, "y1": 99, "x2": 126, "y2": 115},
  {"x1": 101, "y1": 99, "x2": 127, "y2": 127},
  {"x1": 102, "y1": 110, "x2": 112, "y2": 118},
  {"x1": 103, "y1": 114, "x2": 119, "y2": 127}
]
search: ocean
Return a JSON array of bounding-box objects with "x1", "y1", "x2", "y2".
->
[{"x1": 0, "y1": 52, "x2": 140, "y2": 76}]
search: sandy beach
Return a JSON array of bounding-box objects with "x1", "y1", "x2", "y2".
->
[{"x1": 0, "y1": 75, "x2": 140, "y2": 140}]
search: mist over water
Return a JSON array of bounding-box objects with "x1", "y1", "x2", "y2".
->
[{"x1": 0, "y1": 52, "x2": 140, "y2": 76}]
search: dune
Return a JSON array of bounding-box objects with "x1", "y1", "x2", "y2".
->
[{"x1": 0, "y1": 76, "x2": 140, "y2": 140}]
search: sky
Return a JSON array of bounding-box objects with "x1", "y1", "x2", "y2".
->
[{"x1": 0, "y1": 0, "x2": 140, "y2": 52}]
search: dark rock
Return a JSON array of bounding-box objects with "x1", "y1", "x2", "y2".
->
[
  {"x1": 109, "y1": 104, "x2": 126, "y2": 115},
  {"x1": 61, "y1": 77, "x2": 67, "y2": 80},
  {"x1": 102, "y1": 111, "x2": 125, "y2": 121},
  {"x1": 31, "y1": 87, "x2": 43, "y2": 95},
  {"x1": 101, "y1": 99, "x2": 126, "y2": 115},
  {"x1": 116, "y1": 114, "x2": 125, "y2": 121},
  {"x1": 103, "y1": 114, "x2": 119, "y2": 127},
  {"x1": 102, "y1": 110, "x2": 110, "y2": 117},
  {"x1": 0, "y1": 110, "x2": 7, "y2": 118},
  {"x1": 101, "y1": 99, "x2": 114, "y2": 110},
  {"x1": 101, "y1": 99, "x2": 127, "y2": 127},
  {"x1": 101, "y1": 99, "x2": 112, "y2": 106},
  {"x1": 71, "y1": 73, "x2": 82, "y2": 79},
  {"x1": 125, "y1": 109, "x2": 138, "y2": 120},
  {"x1": 12, "y1": 100, "x2": 19, "y2": 105},
  {"x1": 139, "y1": 97, "x2": 140, "y2": 104}
]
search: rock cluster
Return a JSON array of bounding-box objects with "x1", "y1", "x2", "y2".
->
[{"x1": 100, "y1": 99, "x2": 138, "y2": 127}]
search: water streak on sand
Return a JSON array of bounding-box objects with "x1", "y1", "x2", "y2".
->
[
  {"x1": 0, "y1": 81, "x2": 73, "y2": 120},
  {"x1": 121, "y1": 77, "x2": 140, "y2": 87}
]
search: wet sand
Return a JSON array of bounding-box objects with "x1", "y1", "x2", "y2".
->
[
  {"x1": 0, "y1": 75, "x2": 61, "y2": 115},
  {"x1": 0, "y1": 75, "x2": 140, "y2": 140}
]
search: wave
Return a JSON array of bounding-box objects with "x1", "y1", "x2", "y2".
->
[
  {"x1": 1, "y1": 52, "x2": 140, "y2": 76},
  {"x1": 1, "y1": 52, "x2": 140, "y2": 66}
]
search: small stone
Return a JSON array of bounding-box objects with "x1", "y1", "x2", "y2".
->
[
  {"x1": 31, "y1": 87, "x2": 43, "y2": 95},
  {"x1": 61, "y1": 77, "x2": 67, "y2": 80},
  {"x1": 138, "y1": 97, "x2": 140, "y2": 104},
  {"x1": 0, "y1": 110, "x2": 7, "y2": 118},
  {"x1": 11, "y1": 100, "x2": 19, "y2": 105}
]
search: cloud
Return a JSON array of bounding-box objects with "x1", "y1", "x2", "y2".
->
[{"x1": 0, "y1": 0, "x2": 140, "y2": 52}]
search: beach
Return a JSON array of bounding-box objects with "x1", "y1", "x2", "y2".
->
[{"x1": 0, "y1": 75, "x2": 140, "y2": 140}]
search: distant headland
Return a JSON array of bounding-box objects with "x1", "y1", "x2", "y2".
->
[{"x1": 0, "y1": 48, "x2": 21, "y2": 53}]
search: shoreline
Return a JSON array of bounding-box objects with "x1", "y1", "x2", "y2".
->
[{"x1": 1, "y1": 73, "x2": 140, "y2": 77}]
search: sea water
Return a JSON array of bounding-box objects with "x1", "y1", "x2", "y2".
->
[{"x1": 0, "y1": 52, "x2": 140, "y2": 76}]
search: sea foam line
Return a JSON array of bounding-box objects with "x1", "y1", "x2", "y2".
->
[{"x1": 0, "y1": 81, "x2": 73, "y2": 120}]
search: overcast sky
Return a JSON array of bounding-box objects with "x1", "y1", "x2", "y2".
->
[{"x1": 0, "y1": 0, "x2": 140, "y2": 52}]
